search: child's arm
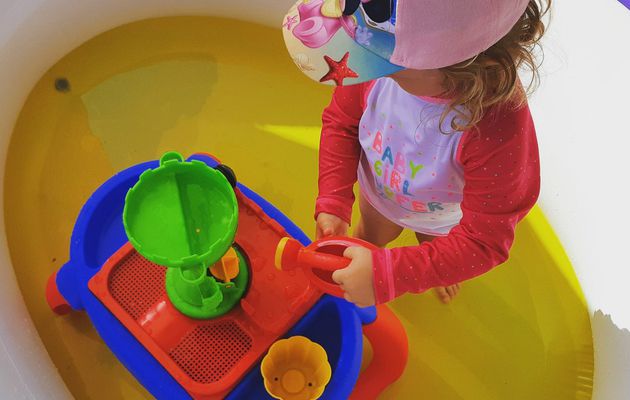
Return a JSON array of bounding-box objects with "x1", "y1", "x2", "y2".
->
[
  {"x1": 315, "y1": 82, "x2": 371, "y2": 225},
  {"x1": 371, "y1": 103, "x2": 540, "y2": 304}
]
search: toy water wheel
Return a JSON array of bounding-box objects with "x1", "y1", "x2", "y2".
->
[{"x1": 123, "y1": 152, "x2": 248, "y2": 319}]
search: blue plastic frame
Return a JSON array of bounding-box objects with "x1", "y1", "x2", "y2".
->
[{"x1": 54, "y1": 154, "x2": 375, "y2": 399}]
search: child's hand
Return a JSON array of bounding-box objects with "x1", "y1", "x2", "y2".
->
[
  {"x1": 316, "y1": 212, "x2": 349, "y2": 239},
  {"x1": 332, "y1": 246, "x2": 375, "y2": 308}
]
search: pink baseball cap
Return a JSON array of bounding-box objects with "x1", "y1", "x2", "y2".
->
[{"x1": 282, "y1": 0, "x2": 530, "y2": 86}]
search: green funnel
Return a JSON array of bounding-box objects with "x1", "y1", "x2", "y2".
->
[{"x1": 123, "y1": 152, "x2": 246, "y2": 319}]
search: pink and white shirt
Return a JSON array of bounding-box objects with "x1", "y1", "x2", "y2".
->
[
  {"x1": 357, "y1": 78, "x2": 466, "y2": 236},
  {"x1": 316, "y1": 78, "x2": 540, "y2": 304}
]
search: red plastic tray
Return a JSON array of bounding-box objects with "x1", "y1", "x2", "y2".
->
[{"x1": 88, "y1": 188, "x2": 321, "y2": 399}]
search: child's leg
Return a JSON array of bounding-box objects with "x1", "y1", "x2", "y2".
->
[
  {"x1": 354, "y1": 192, "x2": 404, "y2": 247},
  {"x1": 415, "y1": 232, "x2": 460, "y2": 304}
]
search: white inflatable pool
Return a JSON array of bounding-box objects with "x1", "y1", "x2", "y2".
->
[{"x1": 0, "y1": 1, "x2": 628, "y2": 399}]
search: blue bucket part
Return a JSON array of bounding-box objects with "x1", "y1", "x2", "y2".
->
[
  {"x1": 55, "y1": 158, "x2": 190, "y2": 399},
  {"x1": 228, "y1": 295, "x2": 363, "y2": 400},
  {"x1": 54, "y1": 153, "x2": 374, "y2": 399}
]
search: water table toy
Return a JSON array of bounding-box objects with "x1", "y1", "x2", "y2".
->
[{"x1": 45, "y1": 152, "x2": 408, "y2": 399}]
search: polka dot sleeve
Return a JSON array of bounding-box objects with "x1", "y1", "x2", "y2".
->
[
  {"x1": 315, "y1": 82, "x2": 371, "y2": 224},
  {"x1": 372, "y1": 103, "x2": 541, "y2": 304}
]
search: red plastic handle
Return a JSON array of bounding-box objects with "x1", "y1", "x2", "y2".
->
[
  {"x1": 305, "y1": 268, "x2": 346, "y2": 298},
  {"x1": 297, "y1": 250, "x2": 350, "y2": 272},
  {"x1": 300, "y1": 237, "x2": 377, "y2": 298}
]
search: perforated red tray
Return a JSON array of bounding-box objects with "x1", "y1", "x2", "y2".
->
[{"x1": 88, "y1": 188, "x2": 321, "y2": 399}]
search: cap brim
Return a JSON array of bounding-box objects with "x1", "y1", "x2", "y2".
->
[{"x1": 282, "y1": 0, "x2": 403, "y2": 86}]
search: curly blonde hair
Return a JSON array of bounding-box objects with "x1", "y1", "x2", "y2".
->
[{"x1": 439, "y1": 0, "x2": 551, "y2": 132}]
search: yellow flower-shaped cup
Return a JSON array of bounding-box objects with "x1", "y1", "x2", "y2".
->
[{"x1": 261, "y1": 336, "x2": 332, "y2": 400}]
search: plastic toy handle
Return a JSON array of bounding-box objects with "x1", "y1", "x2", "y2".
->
[
  {"x1": 304, "y1": 268, "x2": 346, "y2": 298},
  {"x1": 304, "y1": 237, "x2": 377, "y2": 298},
  {"x1": 298, "y1": 250, "x2": 350, "y2": 272},
  {"x1": 276, "y1": 237, "x2": 348, "y2": 298},
  {"x1": 276, "y1": 237, "x2": 377, "y2": 298}
]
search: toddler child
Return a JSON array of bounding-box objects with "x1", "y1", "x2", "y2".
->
[{"x1": 282, "y1": 0, "x2": 550, "y2": 306}]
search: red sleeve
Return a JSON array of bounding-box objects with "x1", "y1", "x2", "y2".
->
[
  {"x1": 315, "y1": 82, "x2": 371, "y2": 224},
  {"x1": 372, "y1": 103, "x2": 541, "y2": 304}
]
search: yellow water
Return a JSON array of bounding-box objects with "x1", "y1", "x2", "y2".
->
[{"x1": 4, "y1": 17, "x2": 593, "y2": 400}]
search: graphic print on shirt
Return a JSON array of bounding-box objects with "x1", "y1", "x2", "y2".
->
[
  {"x1": 357, "y1": 78, "x2": 466, "y2": 235},
  {"x1": 368, "y1": 129, "x2": 442, "y2": 214}
]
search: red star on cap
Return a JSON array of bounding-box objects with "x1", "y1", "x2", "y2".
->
[{"x1": 319, "y1": 52, "x2": 359, "y2": 86}]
